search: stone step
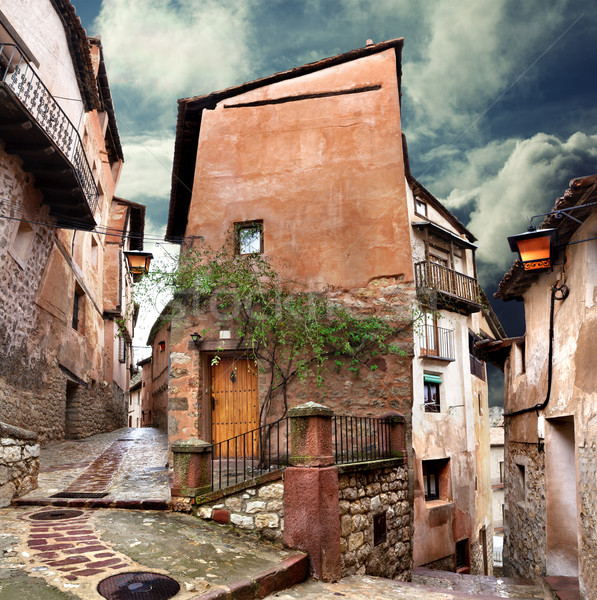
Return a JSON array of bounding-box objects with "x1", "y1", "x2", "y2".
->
[
  {"x1": 411, "y1": 567, "x2": 545, "y2": 599},
  {"x1": 542, "y1": 576, "x2": 581, "y2": 600}
]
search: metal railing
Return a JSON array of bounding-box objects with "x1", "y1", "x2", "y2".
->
[
  {"x1": 414, "y1": 261, "x2": 481, "y2": 307},
  {"x1": 419, "y1": 324, "x2": 455, "y2": 360},
  {"x1": 333, "y1": 416, "x2": 392, "y2": 464},
  {"x1": 0, "y1": 43, "x2": 99, "y2": 213},
  {"x1": 211, "y1": 417, "x2": 290, "y2": 491}
]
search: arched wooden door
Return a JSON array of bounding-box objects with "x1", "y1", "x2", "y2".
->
[{"x1": 211, "y1": 358, "x2": 259, "y2": 457}]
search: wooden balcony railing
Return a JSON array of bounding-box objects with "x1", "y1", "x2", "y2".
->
[{"x1": 414, "y1": 261, "x2": 482, "y2": 314}]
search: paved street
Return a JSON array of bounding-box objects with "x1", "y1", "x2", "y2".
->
[{"x1": 1, "y1": 427, "x2": 547, "y2": 600}]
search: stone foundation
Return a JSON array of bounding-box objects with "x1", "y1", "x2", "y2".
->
[
  {"x1": 0, "y1": 421, "x2": 39, "y2": 507},
  {"x1": 338, "y1": 461, "x2": 412, "y2": 580},
  {"x1": 195, "y1": 479, "x2": 285, "y2": 542},
  {"x1": 503, "y1": 441, "x2": 545, "y2": 578}
]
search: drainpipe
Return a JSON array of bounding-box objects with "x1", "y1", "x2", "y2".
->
[{"x1": 504, "y1": 282, "x2": 569, "y2": 419}]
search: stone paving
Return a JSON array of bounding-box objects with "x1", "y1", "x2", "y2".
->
[
  {"x1": 17, "y1": 427, "x2": 170, "y2": 507},
  {"x1": 1, "y1": 427, "x2": 550, "y2": 600}
]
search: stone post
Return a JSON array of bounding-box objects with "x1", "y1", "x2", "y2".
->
[
  {"x1": 171, "y1": 439, "x2": 212, "y2": 497},
  {"x1": 382, "y1": 412, "x2": 406, "y2": 457},
  {"x1": 283, "y1": 402, "x2": 341, "y2": 582}
]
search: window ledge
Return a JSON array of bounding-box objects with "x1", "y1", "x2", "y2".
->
[
  {"x1": 420, "y1": 355, "x2": 455, "y2": 363},
  {"x1": 425, "y1": 499, "x2": 453, "y2": 511}
]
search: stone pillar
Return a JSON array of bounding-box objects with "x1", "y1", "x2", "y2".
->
[
  {"x1": 382, "y1": 412, "x2": 406, "y2": 457},
  {"x1": 171, "y1": 439, "x2": 212, "y2": 497},
  {"x1": 283, "y1": 402, "x2": 341, "y2": 582}
]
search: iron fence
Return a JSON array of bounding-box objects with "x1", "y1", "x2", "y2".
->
[
  {"x1": 0, "y1": 43, "x2": 99, "y2": 214},
  {"x1": 419, "y1": 324, "x2": 455, "y2": 360},
  {"x1": 333, "y1": 415, "x2": 392, "y2": 464},
  {"x1": 211, "y1": 417, "x2": 290, "y2": 491}
]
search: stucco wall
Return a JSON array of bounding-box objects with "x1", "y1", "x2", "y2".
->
[{"x1": 503, "y1": 213, "x2": 597, "y2": 599}]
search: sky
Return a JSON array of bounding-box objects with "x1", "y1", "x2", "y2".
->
[{"x1": 74, "y1": 0, "x2": 597, "y2": 404}]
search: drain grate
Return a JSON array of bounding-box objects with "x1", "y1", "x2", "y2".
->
[
  {"x1": 51, "y1": 492, "x2": 109, "y2": 499},
  {"x1": 97, "y1": 572, "x2": 180, "y2": 600},
  {"x1": 30, "y1": 509, "x2": 84, "y2": 521}
]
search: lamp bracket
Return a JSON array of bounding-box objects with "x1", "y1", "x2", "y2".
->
[{"x1": 529, "y1": 200, "x2": 597, "y2": 228}]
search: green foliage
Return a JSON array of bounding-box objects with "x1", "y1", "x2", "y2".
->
[{"x1": 136, "y1": 236, "x2": 412, "y2": 419}]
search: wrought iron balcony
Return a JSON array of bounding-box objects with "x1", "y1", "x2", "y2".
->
[
  {"x1": 414, "y1": 260, "x2": 482, "y2": 314},
  {"x1": 0, "y1": 43, "x2": 98, "y2": 229},
  {"x1": 418, "y1": 324, "x2": 455, "y2": 361}
]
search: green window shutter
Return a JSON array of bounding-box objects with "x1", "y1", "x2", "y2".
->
[{"x1": 424, "y1": 374, "x2": 442, "y2": 384}]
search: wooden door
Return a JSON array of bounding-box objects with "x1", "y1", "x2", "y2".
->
[{"x1": 211, "y1": 358, "x2": 259, "y2": 457}]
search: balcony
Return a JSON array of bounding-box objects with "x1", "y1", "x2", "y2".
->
[
  {"x1": 0, "y1": 43, "x2": 98, "y2": 229},
  {"x1": 419, "y1": 324, "x2": 455, "y2": 361},
  {"x1": 414, "y1": 261, "x2": 482, "y2": 314}
]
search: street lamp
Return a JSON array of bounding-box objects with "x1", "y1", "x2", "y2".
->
[
  {"x1": 124, "y1": 250, "x2": 153, "y2": 277},
  {"x1": 507, "y1": 228, "x2": 557, "y2": 272},
  {"x1": 190, "y1": 332, "x2": 202, "y2": 346}
]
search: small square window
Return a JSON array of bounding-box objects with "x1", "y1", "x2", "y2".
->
[
  {"x1": 415, "y1": 197, "x2": 427, "y2": 217},
  {"x1": 235, "y1": 221, "x2": 263, "y2": 255}
]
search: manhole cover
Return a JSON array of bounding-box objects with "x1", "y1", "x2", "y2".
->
[
  {"x1": 97, "y1": 572, "x2": 180, "y2": 600},
  {"x1": 51, "y1": 492, "x2": 108, "y2": 498},
  {"x1": 30, "y1": 509, "x2": 84, "y2": 521}
]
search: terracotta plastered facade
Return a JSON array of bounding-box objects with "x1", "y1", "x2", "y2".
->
[
  {"x1": 160, "y1": 38, "x2": 502, "y2": 576},
  {"x1": 486, "y1": 175, "x2": 597, "y2": 599},
  {"x1": 0, "y1": 1, "x2": 144, "y2": 444}
]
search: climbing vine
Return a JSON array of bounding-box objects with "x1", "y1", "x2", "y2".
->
[{"x1": 137, "y1": 235, "x2": 414, "y2": 423}]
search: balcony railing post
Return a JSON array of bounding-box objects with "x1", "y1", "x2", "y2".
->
[
  {"x1": 171, "y1": 438, "x2": 212, "y2": 498},
  {"x1": 284, "y1": 402, "x2": 341, "y2": 581},
  {"x1": 380, "y1": 412, "x2": 406, "y2": 457}
]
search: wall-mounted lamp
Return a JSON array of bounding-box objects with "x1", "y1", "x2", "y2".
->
[
  {"x1": 507, "y1": 227, "x2": 558, "y2": 272},
  {"x1": 124, "y1": 250, "x2": 153, "y2": 277},
  {"x1": 190, "y1": 332, "x2": 202, "y2": 346}
]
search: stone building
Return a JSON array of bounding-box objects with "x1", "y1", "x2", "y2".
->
[
  {"x1": 0, "y1": 1, "x2": 145, "y2": 443},
  {"x1": 479, "y1": 174, "x2": 597, "y2": 599},
  {"x1": 161, "y1": 38, "x2": 502, "y2": 575}
]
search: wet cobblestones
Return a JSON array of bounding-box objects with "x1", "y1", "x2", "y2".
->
[{"x1": 18, "y1": 428, "x2": 169, "y2": 505}]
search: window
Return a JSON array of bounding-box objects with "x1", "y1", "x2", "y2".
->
[
  {"x1": 90, "y1": 236, "x2": 98, "y2": 267},
  {"x1": 235, "y1": 221, "x2": 263, "y2": 254},
  {"x1": 72, "y1": 286, "x2": 85, "y2": 333},
  {"x1": 456, "y1": 539, "x2": 469, "y2": 570},
  {"x1": 422, "y1": 458, "x2": 449, "y2": 501},
  {"x1": 10, "y1": 221, "x2": 34, "y2": 265},
  {"x1": 415, "y1": 197, "x2": 427, "y2": 217},
  {"x1": 118, "y1": 336, "x2": 127, "y2": 363},
  {"x1": 423, "y1": 373, "x2": 441, "y2": 413},
  {"x1": 469, "y1": 331, "x2": 486, "y2": 380},
  {"x1": 499, "y1": 461, "x2": 504, "y2": 484},
  {"x1": 373, "y1": 511, "x2": 387, "y2": 546}
]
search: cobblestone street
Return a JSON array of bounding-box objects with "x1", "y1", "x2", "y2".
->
[{"x1": 1, "y1": 428, "x2": 549, "y2": 600}]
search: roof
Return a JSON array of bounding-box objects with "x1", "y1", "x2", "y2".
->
[
  {"x1": 496, "y1": 174, "x2": 597, "y2": 300},
  {"x1": 130, "y1": 370, "x2": 142, "y2": 391},
  {"x1": 490, "y1": 427, "x2": 504, "y2": 446},
  {"x1": 89, "y1": 37, "x2": 124, "y2": 163},
  {"x1": 49, "y1": 0, "x2": 100, "y2": 112},
  {"x1": 166, "y1": 38, "x2": 405, "y2": 242},
  {"x1": 137, "y1": 356, "x2": 152, "y2": 367},
  {"x1": 112, "y1": 197, "x2": 146, "y2": 251},
  {"x1": 475, "y1": 336, "x2": 525, "y2": 370}
]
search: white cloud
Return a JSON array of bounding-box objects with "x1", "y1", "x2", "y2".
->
[
  {"x1": 115, "y1": 134, "x2": 175, "y2": 201},
  {"x1": 441, "y1": 131, "x2": 597, "y2": 286},
  {"x1": 95, "y1": 0, "x2": 254, "y2": 103},
  {"x1": 404, "y1": 0, "x2": 570, "y2": 136}
]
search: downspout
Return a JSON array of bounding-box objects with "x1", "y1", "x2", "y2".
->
[{"x1": 504, "y1": 282, "x2": 569, "y2": 418}]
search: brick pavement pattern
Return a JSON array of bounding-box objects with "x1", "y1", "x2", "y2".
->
[{"x1": 22, "y1": 510, "x2": 132, "y2": 581}]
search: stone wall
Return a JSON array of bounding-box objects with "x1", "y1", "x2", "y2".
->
[
  {"x1": 338, "y1": 461, "x2": 412, "y2": 580},
  {"x1": 503, "y1": 441, "x2": 545, "y2": 578},
  {"x1": 0, "y1": 421, "x2": 39, "y2": 507},
  {"x1": 195, "y1": 479, "x2": 285, "y2": 542},
  {"x1": 579, "y1": 439, "x2": 597, "y2": 599}
]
